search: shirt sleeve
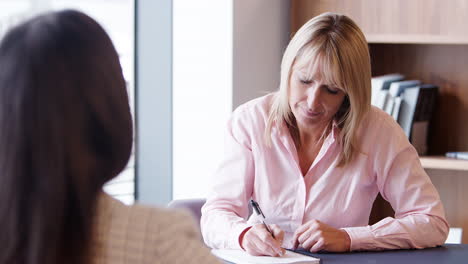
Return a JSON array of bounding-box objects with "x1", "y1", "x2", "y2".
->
[
  {"x1": 201, "y1": 108, "x2": 255, "y2": 250},
  {"x1": 342, "y1": 115, "x2": 449, "y2": 251}
]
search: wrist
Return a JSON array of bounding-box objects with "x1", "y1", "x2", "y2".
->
[{"x1": 341, "y1": 229, "x2": 351, "y2": 251}]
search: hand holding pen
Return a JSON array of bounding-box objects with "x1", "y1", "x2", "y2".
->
[
  {"x1": 239, "y1": 199, "x2": 285, "y2": 257},
  {"x1": 250, "y1": 200, "x2": 276, "y2": 238}
]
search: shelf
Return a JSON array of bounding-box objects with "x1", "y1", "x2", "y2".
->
[
  {"x1": 366, "y1": 34, "x2": 468, "y2": 45},
  {"x1": 367, "y1": 34, "x2": 468, "y2": 45},
  {"x1": 420, "y1": 156, "x2": 468, "y2": 171}
]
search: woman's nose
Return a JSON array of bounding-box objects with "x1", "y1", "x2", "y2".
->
[{"x1": 306, "y1": 85, "x2": 322, "y2": 109}]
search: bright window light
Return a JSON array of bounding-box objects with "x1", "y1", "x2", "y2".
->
[{"x1": 173, "y1": 0, "x2": 233, "y2": 199}]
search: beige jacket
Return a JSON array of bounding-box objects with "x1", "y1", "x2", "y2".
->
[{"x1": 90, "y1": 192, "x2": 220, "y2": 264}]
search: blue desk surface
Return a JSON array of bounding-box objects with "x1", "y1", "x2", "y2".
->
[
  {"x1": 221, "y1": 245, "x2": 468, "y2": 264},
  {"x1": 293, "y1": 244, "x2": 468, "y2": 264}
]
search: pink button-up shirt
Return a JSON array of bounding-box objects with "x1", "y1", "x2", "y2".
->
[{"x1": 201, "y1": 93, "x2": 448, "y2": 251}]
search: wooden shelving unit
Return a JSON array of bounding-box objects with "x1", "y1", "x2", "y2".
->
[
  {"x1": 292, "y1": 0, "x2": 468, "y2": 243},
  {"x1": 366, "y1": 34, "x2": 468, "y2": 45},
  {"x1": 420, "y1": 156, "x2": 468, "y2": 171}
]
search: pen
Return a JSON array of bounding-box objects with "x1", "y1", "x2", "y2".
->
[{"x1": 250, "y1": 199, "x2": 275, "y2": 239}]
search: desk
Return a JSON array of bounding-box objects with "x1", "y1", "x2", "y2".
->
[
  {"x1": 294, "y1": 244, "x2": 468, "y2": 264},
  {"x1": 221, "y1": 244, "x2": 468, "y2": 264}
]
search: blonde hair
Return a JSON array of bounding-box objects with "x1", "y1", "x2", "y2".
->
[{"x1": 265, "y1": 12, "x2": 371, "y2": 166}]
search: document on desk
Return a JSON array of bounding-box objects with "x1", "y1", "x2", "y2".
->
[{"x1": 211, "y1": 249, "x2": 320, "y2": 264}]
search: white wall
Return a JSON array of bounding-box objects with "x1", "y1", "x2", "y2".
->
[
  {"x1": 233, "y1": 0, "x2": 290, "y2": 109},
  {"x1": 172, "y1": 0, "x2": 290, "y2": 200}
]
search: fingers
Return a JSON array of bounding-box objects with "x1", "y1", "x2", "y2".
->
[
  {"x1": 292, "y1": 233, "x2": 299, "y2": 249},
  {"x1": 292, "y1": 220, "x2": 350, "y2": 253},
  {"x1": 292, "y1": 226, "x2": 306, "y2": 249},
  {"x1": 300, "y1": 230, "x2": 321, "y2": 251},
  {"x1": 270, "y1": 224, "x2": 284, "y2": 242},
  {"x1": 309, "y1": 238, "x2": 325, "y2": 253},
  {"x1": 294, "y1": 221, "x2": 311, "y2": 235},
  {"x1": 258, "y1": 224, "x2": 283, "y2": 256},
  {"x1": 292, "y1": 220, "x2": 319, "y2": 250},
  {"x1": 242, "y1": 224, "x2": 284, "y2": 257},
  {"x1": 270, "y1": 224, "x2": 285, "y2": 256},
  {"x1": 244, "y1": 234, "x2": 274, "y2": 256},
  {"x1": 297, "y1": 227, "x2": 315, "y2": 246}
]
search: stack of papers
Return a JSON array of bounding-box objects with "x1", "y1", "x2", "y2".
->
[{"x1": 211, "y1": 249, "x2": 320, "y2": 264}]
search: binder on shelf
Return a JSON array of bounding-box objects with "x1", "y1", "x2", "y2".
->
[
  {"x1": 389, "y1": 80, "x2": 422, "y2": 97},
  {"x1": 392, "y1": 97, "x2": 403, "y2": 120},
  {"x1": 371, "y1": 73, "x2": 405, "y2": 108},
  {"x1": 398, "y1": 84, "x2": 438, "y2": 155},
  {"x1": 387, "y1": 80, "x2": 421, "y2": 120},
  {"x1": 446, "y1": 152, "x2": 468, "y2": 160},
  {"x1": 383, "y1": 95, "x2": 394, "y2": 116}
]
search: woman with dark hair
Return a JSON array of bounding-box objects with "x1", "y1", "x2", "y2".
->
[{"x1": 0, "y1": 10, "x2": 219, "y2": 264}]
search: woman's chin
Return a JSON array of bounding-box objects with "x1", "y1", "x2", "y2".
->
[
  {"x1": 295, "y1": 112, "x2": 332, "y2": 129},
  {"x1": 296, "y1": 115, "x2": 322, "y2": 126}
]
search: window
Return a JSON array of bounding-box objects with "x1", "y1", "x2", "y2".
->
[{"x1": 172, "y1": 0, "x2": 233, "y2": 199}]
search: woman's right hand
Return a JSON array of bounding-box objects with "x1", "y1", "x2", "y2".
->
[{"x1": 239, "y1": 224, "x2": 285, "y2": 256}]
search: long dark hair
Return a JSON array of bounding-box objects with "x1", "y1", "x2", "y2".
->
[{"x1": 0, "y1": 10, "x2": 133, "y2": 264}]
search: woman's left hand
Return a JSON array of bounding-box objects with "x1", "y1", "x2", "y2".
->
[{"x1": 292, "y1": 219, "x2": 351, "y2": 252}]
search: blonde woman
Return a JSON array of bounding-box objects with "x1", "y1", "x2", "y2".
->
[{"x1": 201, "y1": 12, "x2": 448, "y2": 256}]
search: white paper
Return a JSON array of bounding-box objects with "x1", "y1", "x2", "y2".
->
[{"x1": 211, "y1": 249, "x2": 320, "y2": 264}]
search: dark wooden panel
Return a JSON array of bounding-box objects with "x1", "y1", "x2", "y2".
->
[
  {"x1": 369, "y1": 194, "x2": 394, "y2": 225},
  {"x1": 369, "y1": 44, "x2": 468, "y2": 154}
]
